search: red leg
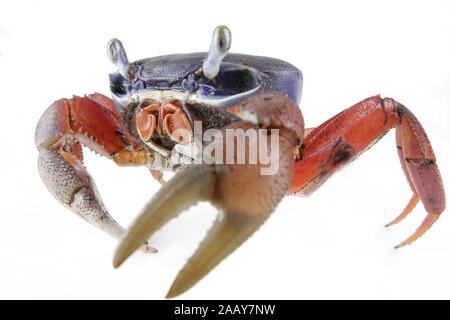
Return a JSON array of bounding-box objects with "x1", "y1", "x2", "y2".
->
[
  {"x1": 149, "y1": 169, "x2": 166, "y2": 185},
  {"x1": 289, "y1": 95, "x2": 445, "y2": 247},
  {"x1": 35, "y1": 94, "x2": 156, "y2": 252}
]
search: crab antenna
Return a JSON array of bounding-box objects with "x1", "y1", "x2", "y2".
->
[
  {"x1": 202, "y1": 25, "x2": 232, "y2": 80},
  {"x1": 107, "y1": 38, "x2": 135, "y2": 80}
]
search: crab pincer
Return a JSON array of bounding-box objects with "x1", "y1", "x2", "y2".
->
[
  {"x1": 35, "y1": 95, "x2": 158, "y2": 253},
  {"x1": 113, "y1": 94, "x2": 303, "y2": 298}
]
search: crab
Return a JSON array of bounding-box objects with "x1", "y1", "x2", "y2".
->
[{"x1": 35, "y1": 25, "x2": 445, "y2": 298}]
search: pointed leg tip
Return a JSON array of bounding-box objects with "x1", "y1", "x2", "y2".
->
[
  {"x1": 385, "y1": 194, "x2": 421, "y2": 229},
  {"x1": 394, "y1": 240, "x2": 411, "y2": 249},
  {"x1": 393, "y1": 213, "x2": 440, "y2": 250},
  {"x1": 394, "y1": 242, "x2": 406, "y2": 249},
  {"x1": 385, "y1": 217, "x2": 403, "y2": 229},
  {"x1": 385, "y1": 218, "x2": 401, "y2": 229}
]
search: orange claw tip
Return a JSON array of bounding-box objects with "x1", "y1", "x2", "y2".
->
[
  {"x1": 394, "y1": 242, "x2": 407, "y2": 249},
  {"x1": 393, "y1": 213, "x2": 440, "y2": 250},
  {"x1": 385, "y1": 194, "x2": 420, "y2": 229}
]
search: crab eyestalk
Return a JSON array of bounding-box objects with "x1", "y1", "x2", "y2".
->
[
  {"x1": 107, "y1": 38, "x2": 136, "y2": 80},
  {"x1": 202, "y1": 25, "x2": 232, "y2": 80}
]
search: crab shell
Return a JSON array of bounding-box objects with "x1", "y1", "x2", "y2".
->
[{"x1": 109, "y1": 53, "x2": 303, "y2": 134}]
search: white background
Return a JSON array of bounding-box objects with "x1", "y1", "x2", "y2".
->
[{"x1": 0, "y1": 0, "x2": 449, "y2": 299}]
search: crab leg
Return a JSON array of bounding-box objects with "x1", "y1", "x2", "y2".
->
[
  {"x1": 35, "y1": 93, "x2": 157, "y2": 252},
  {"x1": 290, "y1": 95, "x2": 445, "y2": 247},
  {"x1": 149, "y1": 169, "x2": 166, "y2": 185},
  {"x1": 384, "y1": 128, "x2": 422, "y2": 227},
  {"x1": 114, "y1": 94, "x2": 303, "y2": 298}
]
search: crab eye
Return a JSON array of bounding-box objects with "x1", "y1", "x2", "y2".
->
[
  {"x1": 181, "y1": 74, "x2": 198, "y2": 93},
  {"x1": 197, "y1": 63, "x2": 261, "y2": 98},
  {"x1": 109, "y1": 73, "x2": 130, "y2": 96}
]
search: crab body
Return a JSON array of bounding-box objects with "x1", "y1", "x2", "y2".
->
[
  {"x1": 35, "y1": 26, "x2": 445, "y2": 298},
  {"x1": 108, "y1": 51, "x2": 302, "y2": 167}
]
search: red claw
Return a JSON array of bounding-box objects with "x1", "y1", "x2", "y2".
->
[{"x1": 35, "y1": 93, "x2": 158, "y2": 253}]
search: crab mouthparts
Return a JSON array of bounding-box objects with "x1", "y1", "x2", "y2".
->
[{"x1": 136, "y1": 100, "x2": 193, "y2": 146}]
